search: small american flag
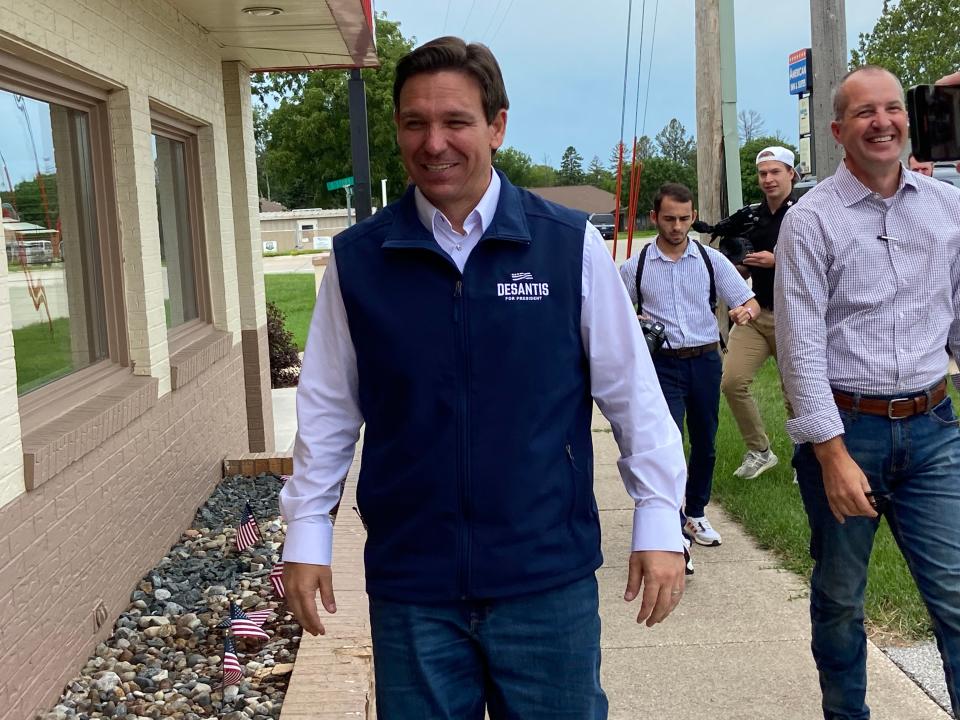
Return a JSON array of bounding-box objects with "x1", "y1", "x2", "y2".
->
[
  {"x1": 245, "y1": 608, "x2": 273, "y2": 626},
  {"x1": 235, "y1": 502, "x2": 262, "y2": 551},
  {"x1": 269, "y1": 561, "x2": 285, "y2": 598},
  {"x1": 222, "y1": 636, "x2": 244, "y2": 686},
  {"x1": 228, "y1": 602, "x2": 270, "y2": 640},
  {"x1": 511, "y1": 272, "x2": 533, "y2": 281}
]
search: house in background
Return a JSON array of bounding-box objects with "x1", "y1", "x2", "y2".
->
[
  {"x1": 525, "y1": 185, "x2": 617, "y2": 216},
  {"x1": 0, "y1": 2, "x2": 377, "y2": 718}
]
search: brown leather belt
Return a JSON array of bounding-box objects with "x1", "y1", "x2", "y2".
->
[
  {"x1": 832, "y1": 380, "x2": 946, "y2": 419},
  {"x1": 659, "y1": 342, "x2": 719, "y2": 359}
]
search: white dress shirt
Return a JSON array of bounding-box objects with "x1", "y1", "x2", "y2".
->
[{"x1": 280, "y1": 172, "x2": 687, "y2": 566}]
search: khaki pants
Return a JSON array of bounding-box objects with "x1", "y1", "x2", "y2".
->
[{"x1": 720, "y1": 308, "x2": 792, "y2": 452}]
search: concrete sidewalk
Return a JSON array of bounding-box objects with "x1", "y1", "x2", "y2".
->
[{"x1": 277, "y1": 399, "x2": 949, "y2": 719}]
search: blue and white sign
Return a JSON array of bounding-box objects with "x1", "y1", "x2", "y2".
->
[{"x1": 789, "y1": 48, "x2": 811, "y2": 95}]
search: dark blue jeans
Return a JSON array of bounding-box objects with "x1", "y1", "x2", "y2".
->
[
  {"x1": 368, "y1": 574, "x2": 608, "y2": 719},
  {"x1": 652, "y1": 349, "x2": 722, "y2": 518},
  {"x1": 794, "y1": 396, "x2": 960, "y2": 720}
]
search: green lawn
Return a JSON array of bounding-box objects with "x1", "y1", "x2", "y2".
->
[
  {"x1": 264, "y1": 274, "x2": 316, "y2": 351},
  {"x1": 13, "y1": 316, "x2": 73, "y2": 393},
  {"x1": 712, "y1": 359, "x2": 932, "y2": 640}
]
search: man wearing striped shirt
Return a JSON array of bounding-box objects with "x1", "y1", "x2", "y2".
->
[
  {"x1": 775, "y1": 65, "x2": 960, "y2": 719},
  {"x1": 620, "y1": 183, "x2": 759, "y2": 549}
]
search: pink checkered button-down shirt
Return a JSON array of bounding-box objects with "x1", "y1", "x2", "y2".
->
[{"x1": 774, "y1": 161, "x2": 960, "y2": 445}]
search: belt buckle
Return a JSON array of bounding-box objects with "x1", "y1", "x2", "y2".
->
[{"x1": 887, "y1": 397, "x2": 914, "y2": 419}]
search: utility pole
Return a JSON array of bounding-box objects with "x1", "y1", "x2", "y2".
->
[
  {"x1": 810, "y1": 0, "x2": 847, "y2": 178},
  {"x1": 348, "y1": 69, "x2": 373, "y2": 222},
  {"x1": 719, "y1": 0, "x2": 742, "y2": 213},
  {"x1": 695, "y1": 0, "x2": 723, "y2": 231}
]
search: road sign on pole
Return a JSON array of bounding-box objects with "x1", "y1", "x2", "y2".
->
[{"x1": 326, "y1": 176, "x2": 354, "y2": 191}]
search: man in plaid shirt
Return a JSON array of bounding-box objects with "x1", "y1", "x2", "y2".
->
[{"x1": 775, "y1": 65, "x2": 960, "y2": 719}]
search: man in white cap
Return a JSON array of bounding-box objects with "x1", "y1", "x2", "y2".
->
[{"x1": 720, "y1": 146, "x2": 797, "y2": 479}]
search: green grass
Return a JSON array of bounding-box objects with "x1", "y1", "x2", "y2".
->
[
  {"x1": 13, "y1": 316, "x2": 73, "y2": 393},
  {"x1": 263, "y1": 248, "x2": 329, "y2": 258},
  {"x1": 712, "y1": 359, "x2": 932, "y2": 640},
  {"x1": 264, "y1": 274, "x2": 316, "y2": 351}
]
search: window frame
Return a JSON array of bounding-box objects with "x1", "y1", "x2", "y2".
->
[
  {"x1": 0, "y1": 49, "x2": 128, "y2": 415},
  {"x1": 149, "y1": 107, "x2": 212, "y2": 353}
]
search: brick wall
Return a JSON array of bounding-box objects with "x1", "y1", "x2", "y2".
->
[
  {"x1": 0, "y1": 346, "x2": 247, "y2": 720},
  {"x1": 0, "y1": 0, "x2": 273, "y2": 715}
]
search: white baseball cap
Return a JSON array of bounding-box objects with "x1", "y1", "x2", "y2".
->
[{"x1": 755, "y1": 146, "x2": 795, "y2": 168}]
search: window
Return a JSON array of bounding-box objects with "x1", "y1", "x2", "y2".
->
[
  {"x1": 150, "y1": 113, "x2": 208, "y2": 334},
  {"x1": 0, "y1": 71, "x2": 123, "y2": 395}
]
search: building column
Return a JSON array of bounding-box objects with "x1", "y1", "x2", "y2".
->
[
  {"x1": 0, "y1": 234, "x2": 25, "y2": 508},
  {"x1": 222, "y1": 61, "x2": 274, "y2": 452}
]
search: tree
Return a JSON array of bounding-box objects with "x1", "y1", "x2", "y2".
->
[
  {"x1": 655, "y1": 119, "x2": 696, "y2": 165},
  {"x1": 738, "y1": 135, "x2": 799, "y2": 206},
  {"x1": 849, "y1": 0, "x2": 960, "y2": 87},
  {"x1": 585, "y1": 155, "x2": 614, "y2": 190},
  {"x1": 493, "y1": 146, "x2": 534, "y2": 186},
  {"x1": 0, "y1": 172, "x2": 59, "y2": 228},
  {"x1": 526, "y1": 164, "x2": 559, "y2": 187},
  {"x1": 738, "y1": 110, "x2": 765, "y2": 144},
  {"x1": 252, "y1": 15, "x2": 414, "y2": 209},
  {"x1": 630, "y1": 156, "x2": 698, "y2": 219},
  {"x1": 558, "y1": 146, "x2": 584, "y2": 185}
]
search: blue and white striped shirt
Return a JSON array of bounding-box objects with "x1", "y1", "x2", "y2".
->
[
  {"x1": 619, "y1": 238, "x2": 754, "y2": 348},
  {"x1": 774, "y1": 161, "x2": 960, "y2": 445}
]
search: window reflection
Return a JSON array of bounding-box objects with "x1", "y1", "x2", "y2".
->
[
  {"x1": 0, "y1": 90, "x2": 107, "y2": 394},
  {"x1": 152, "y1": 134, "x2": 198, "y2": 328}
]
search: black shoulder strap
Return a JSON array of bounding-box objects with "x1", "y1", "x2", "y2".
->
[
  {"x1": 692, "y1": 239, "x2": 717, "y2": 313},
  {"x1": 635, "y1": 243, "x2": 650, "y2": 315}
]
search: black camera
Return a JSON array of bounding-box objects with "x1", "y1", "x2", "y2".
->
[
  {"x1": 693, "y1": 204, "x2": 760, "y2": 265},
  {"x1": 640, "y1": 318, "x2": 667, "y2": 355}
]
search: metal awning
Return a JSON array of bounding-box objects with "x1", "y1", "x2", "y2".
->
[{"x1": 167, "y1": 0, "x2": 379, "y2": 71}]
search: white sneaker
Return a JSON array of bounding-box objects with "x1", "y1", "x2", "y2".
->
[
  {"x1": 734, "y1": 448, "x2": 779, "y2": 480},
  {"x1": 684, "y1": 515, "x2": 722, "y2": 546},
  {"x1": 682, "y1": 533, "x2": 694, "y2": 575}
]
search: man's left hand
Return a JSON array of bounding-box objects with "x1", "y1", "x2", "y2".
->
[
  {"x1": 743, "y1": 251, "x2": 775, "y2": 268},
  {"x1": 624, "y1": 550, "x2": 685, "y2": 627}
]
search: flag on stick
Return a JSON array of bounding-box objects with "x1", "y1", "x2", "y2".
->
[
  {"x1": 245, "y1": 608, "x2": 273, "y2": 626},
  {"x1": 236, "y1": 502, "x2": 262, "y2": 551},
  {"x1": 228, "y1": 602, "x2": 270, "y2": 640},
  {"x1": 269, "y1": 561, "x2": 285, "y2": 599},
  {"x1": 222, "y1": 635, "x2": 244, "y2": 686}
]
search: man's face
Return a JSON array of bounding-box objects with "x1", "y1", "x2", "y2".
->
[
  {"x1": 908, "y1": 156, "x2": 934, "y2": 176},
  {"x1": 756, "y1": 160, "x2": 794, "y2": 203},
  {"x1": 395, "y1": 70, "x2": 506, "y2": 220},
  {"x1": 830, "y1": 70, "x2": 907, "y2": 176},
  {"x1": 651, "y1": 196, "x2": 696, "y2": 247}
]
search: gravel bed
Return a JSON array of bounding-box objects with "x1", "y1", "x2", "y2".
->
[
  {"x1": 37, "y1": 474, "x2": 297, "y2": 720},
  {"x1": 883, "y1": 641, "x2": 955, "y2": 717}
]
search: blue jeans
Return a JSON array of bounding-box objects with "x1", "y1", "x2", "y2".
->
[
  {"x1": 652, "y1": 349, "x2": 722, "y2": 517},
  {"x1": 368, "y1": 574, "x2": 608, "y2": 719},
  {"x1": 794, "y1": 395, "x2": 960, "y2": 719}
]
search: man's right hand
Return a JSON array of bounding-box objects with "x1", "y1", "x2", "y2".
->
[
  {"x1": 283, "y1": 562, "x2": 337, "y2": 636},
  {"x1": 812, "y1": 437, "x2": 878, "y2": 523}
]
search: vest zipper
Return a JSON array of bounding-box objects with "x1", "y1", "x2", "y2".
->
[{"x1": 454, "y1": 279, "x2": 471, "y2": 598}]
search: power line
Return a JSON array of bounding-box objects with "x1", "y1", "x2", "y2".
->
[
  {"x1": 488, "y1": 0, "x2": 518, "y2": 45},
  {"x1": 618, "y1": 0, "x2": 635, "y2": 146},
  {"x1": 461, "y1": 0, "x2": 478, "y2": 35},
  {"x1": 442, "y1": 0, "x2": 452, "y2": 33},
  {"x1": 631, "y1": 0, "x2": 649, "y2": 141},
  {"x1": 480, "y1": 0, "x2": 507, "y2": 41},
  {"x1": 640, "y1": 0, "x2": 660, "y2": 137}
]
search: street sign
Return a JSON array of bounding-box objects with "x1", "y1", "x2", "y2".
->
[
  {"x1": 789, "y1": 48, "x2": 811, "y2": 95},
  {"x1": 326, "y1": 176, "x2": 354, "y2": 191},
  {"x1": 798, "y1": 95, "x2": 811, "y2": 135}
]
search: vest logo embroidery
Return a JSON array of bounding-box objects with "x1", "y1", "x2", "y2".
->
[{"x1": 497, "y1": 272, "x2": 550, "y2": 301}]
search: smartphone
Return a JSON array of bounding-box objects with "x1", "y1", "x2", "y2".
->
[{"x1": 907, "y1": 84, "x2": 960, "y2": 162}]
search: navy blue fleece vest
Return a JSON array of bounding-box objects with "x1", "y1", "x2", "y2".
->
[{"x1": 334, "y1": 172, "x2": 600, "y2": 602}]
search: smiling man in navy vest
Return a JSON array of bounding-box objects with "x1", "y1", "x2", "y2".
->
[{"x1": 279, "y1": 36, "x2": 687, "y2": 719}]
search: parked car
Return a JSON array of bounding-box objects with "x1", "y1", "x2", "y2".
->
[
  {"x1": 793, "y1": 175, "x2": 817, "y2": 199},
  {"x1": 588, "y1": 212, "x2": 616, "y2": 240},
  {"x1": 933, "y1": 162, "x2": 960, "y2": 189}
]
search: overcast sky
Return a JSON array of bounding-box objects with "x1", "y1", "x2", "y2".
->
[{"x1": 375, "y1": 0, "x2": 886, "y2": 167}]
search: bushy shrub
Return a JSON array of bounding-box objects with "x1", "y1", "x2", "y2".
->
[{"x1": 267, "y1": 300, "x2": 301, "y2": 388}]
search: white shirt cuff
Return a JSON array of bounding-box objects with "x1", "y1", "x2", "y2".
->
[
  {"x1": 281, "y1": 517, "x2": 334, "y2": 566},
  {"x1": 632, "y1": 506, "x2": 684, "y2": 553}
]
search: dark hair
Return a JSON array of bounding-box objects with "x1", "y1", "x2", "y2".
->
[
  {"x1": 393, "y1": 36, "x2": 509, "y2": 123},
  {"x1": 832, "y1": 65, "x2": 903, "y2": 121},
  {"x1": 653, "y1": 183, "x2": 694, "y2": 213}
]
